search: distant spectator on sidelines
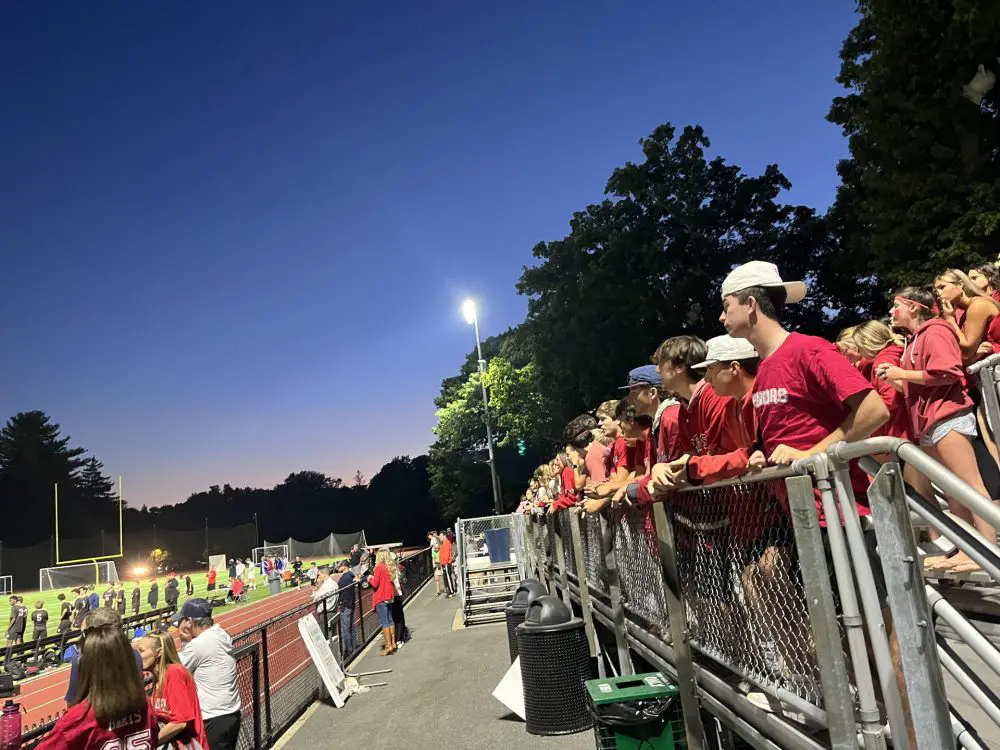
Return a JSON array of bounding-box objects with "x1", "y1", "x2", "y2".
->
[
  {"x1": 174, "y1": 599, "x2": 242, "y2": 750},
  {"x1": 438, "y1": 534, "x2": 456, "y2": 597},
  {"x1": 429, "y1": 531, "x2": 443, "y2": 596},
  {"x1": 335, "y1": 560, "x2": 357, "y2": 656},
  {"x1": 306, "y1": 562, "x2": 318, "y2": 586}
]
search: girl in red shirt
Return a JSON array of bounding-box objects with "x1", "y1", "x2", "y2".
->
[
  {"x1": 851, "y1": 321, "x2": 909, "y2": 440},
  {"x1": 369, "y1": 550, "x2": 397, "y2": 655},
  {"x1": 38, "y1": 624, "x2": 159, "y2": 750},
  {"x1": 136, "y1": 632, "x2": 209, "y2": 750},
  {"x1": 878, "y1": 288, "x2": 995, "y2": 573}
]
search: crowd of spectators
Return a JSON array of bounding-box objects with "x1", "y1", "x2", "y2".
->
[
  {"x1": 513, "y1": 259, "x2": 1000, "y2": 734},
  {"x1": 39, "y1": 597, "x2": 241, "y2": 750}
]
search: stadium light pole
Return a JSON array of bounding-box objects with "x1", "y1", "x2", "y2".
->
[{"x1": 462, "y1": 299, "x2": 503, "y2": 515}]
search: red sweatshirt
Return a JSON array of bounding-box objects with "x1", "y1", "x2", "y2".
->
[
  {"x1": 686, "y1": 390, "x2": 755, "y2": 484},
  {"x1": 550, "y1": 466, "x2": 579, "y2": 511},
  {"x1": 868, "y1": 344, "x2": 910, "y2": 439},
  {"x1": 369, "y1": 563, "x2": 396, "y2": 607},
  {"x1": 901, "y1": 318, "x2": 972, "y2": 441}
]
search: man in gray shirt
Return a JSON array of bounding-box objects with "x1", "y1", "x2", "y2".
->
[{"x1": 174, "y1": 599, "x2": 242, "y2": 750}]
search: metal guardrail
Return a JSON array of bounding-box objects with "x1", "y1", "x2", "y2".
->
[
  {"x1": 519, "y1": 440, "x2": 1000, "y2": 750},
  {"x1": 21, "y1": 547, "x2": 434, "y2": 749}
]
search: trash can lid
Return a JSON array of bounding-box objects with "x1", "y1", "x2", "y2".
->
[
  {"x1": 509, "y1": 580, "x2": 547, "y2": 609},
  {"x1": 522, "y1": 595, "x2": 572, "y2": 627}
]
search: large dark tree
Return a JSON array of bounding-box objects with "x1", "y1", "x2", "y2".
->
[
  {"x1": 516, "y1": 123, "x2": 877, "y2": 426},
  {"x1": 828, "y1": 0, "x2": 1000, "y2": 285},
  {"x1": 0, "y1": 411, "x2": 87, "y2": 542},
  {"x1": 78, "y1": 456, "x2": 116, "y2": 507}
]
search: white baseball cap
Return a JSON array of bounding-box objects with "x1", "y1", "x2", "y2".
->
[
  {"x1": 720, "y1": 261, "x2": 806, "y2": 303},
  {"x1": 693, "y1": 335, "x2": 760, "y2": 369}
]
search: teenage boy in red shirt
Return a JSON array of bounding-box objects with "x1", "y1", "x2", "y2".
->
[{"x1": 718, "y1": 261, "x2": 903, "y2": 728}]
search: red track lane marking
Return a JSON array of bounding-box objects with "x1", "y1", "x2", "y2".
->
[{"x1": 16, "y1": 585, "x2": 316, "y2": 730}]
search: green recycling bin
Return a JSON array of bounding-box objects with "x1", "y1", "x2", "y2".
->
[{"x1": 585, "y1": 672, "x2": 685, "y2": 750}]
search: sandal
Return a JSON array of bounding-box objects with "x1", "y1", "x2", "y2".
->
[{"x1": 947, "y1": 560, "x2": 982, "y2": 575}]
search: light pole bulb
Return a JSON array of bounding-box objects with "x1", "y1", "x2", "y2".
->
[{"x1": 462, "y1": 299, "x2": 477, "y2": 325}]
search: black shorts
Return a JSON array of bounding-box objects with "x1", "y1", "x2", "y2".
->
[{"x1": 58, "y1": 620, "x2": 70, "y2": 633}]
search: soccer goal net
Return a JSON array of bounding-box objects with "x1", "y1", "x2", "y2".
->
[
  {"x1": 252, "y1": 545, "x2": 289, "y2": 566},
  {"x1": 39, "y1": 561, "x2": 120, "y2": 591},
  {"x1": 0, "y1": 576, "x2": 11, "y2": 596}
]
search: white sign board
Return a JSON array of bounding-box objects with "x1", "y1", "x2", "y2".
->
[
  {"x1": 492, "y1": 656, "x2": 525, "y2": 720},
  {"x1": 298, "y1": 614, "x2": 348, "y2": 708}
]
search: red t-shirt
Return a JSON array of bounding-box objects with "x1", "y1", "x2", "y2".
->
[
  {"x1": 584, "y1": 442, "x2": 610, "y2": 483},
  {"x1": 655, "y1": 403, "x2": 684, "y2": 463},
  {"x1": 688, "y1": 390, "x2": 756, "y2": 483},
  {"x1": 677, "y1": 380, "x2": 743, "y2": 457},
  {"x1": 207, "y1": 569, "x2": 217, "y2": 584},
  {"x1": 550, "y1": 466, "x2": 579, "y2": 511},
  {"x1": 152, "y1": 663, "x2": 209, "y2": 750},
  {"x1": 609, "y1": 436, "x2": 633, "y2": 478},
  {"x1": 752, "y1": 332, "x2": 874, "y2": 518},
  {"x1": 37, "y1": 699, "x2": 159, "y2": 750}
]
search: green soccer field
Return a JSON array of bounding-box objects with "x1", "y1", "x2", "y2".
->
[{"x1": 1, "y1": 558, "x2": 344, "y2": 644}]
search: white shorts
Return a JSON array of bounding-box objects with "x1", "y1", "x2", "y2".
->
[
  {"x1": 434, "y1": 566, "x2": 442, "y2": 577},
  {"x1": 921, "y1": 410, "x2": 978, "y2": 447}
]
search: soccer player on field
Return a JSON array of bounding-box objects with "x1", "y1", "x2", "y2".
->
[
  {"x1": 58, "y1": 593, "x2": 72, "y2": 634},
  {"x1": 7, "y1": 595, "x2": 24, "y2": 645},
  {"x1": 31, "y1": 601, "x2": 49, "y2": 641}
]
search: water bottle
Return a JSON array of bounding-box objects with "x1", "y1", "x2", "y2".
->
[{"x1": 0, "y1": 699, "x2": 21, "y2": 750}]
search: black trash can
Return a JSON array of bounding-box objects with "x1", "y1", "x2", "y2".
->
[
  {"x1": 504, "y1": 580, "x2": 548, "y2": 663},
  {"x1": 485, "y1": 527, "x2": 511, "y2": 564},
  {"x1": 517, "y1": 595, "x2": 594, "y2": 736}
]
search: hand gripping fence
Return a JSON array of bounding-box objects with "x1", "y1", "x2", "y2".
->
[{"x1": 519, "y1": 437, "x2": 1000, "y2": 750}]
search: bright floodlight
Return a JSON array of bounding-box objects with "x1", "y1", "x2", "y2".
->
[{"x1": 462, "y1": 299, "x2": 477, "y2": 324}]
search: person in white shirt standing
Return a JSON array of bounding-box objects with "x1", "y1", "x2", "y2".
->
[
  {"x1": 173, "y1": 599, "x2": 242, "y2": 750},
  {"x1": 311, "y1": 566, "x2": 338, "y2": 639}
]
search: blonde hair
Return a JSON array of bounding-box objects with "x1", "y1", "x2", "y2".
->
[
  {"x1": 836, "y1": 325, "x2": 858, "y2": 344},
  {"x1": 938, "y1": 269, "x2": 1000, "y2": 309},
  {"x1": 595, "y1": 400, "x2": 618, "y2": 420},
  {"x1": 375, "y1": 549, "x2": 395, "y2": 581},
  {"x1": 851, "y1": 320, "x2": 905, "y2": 358},
  {"x1": 138, "y1": 632, "x2": 183, "y2": 699}
]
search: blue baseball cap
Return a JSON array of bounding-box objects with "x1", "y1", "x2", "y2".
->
[{"x1": 619, "y1": 365, "x2": 662, "y2": 390}]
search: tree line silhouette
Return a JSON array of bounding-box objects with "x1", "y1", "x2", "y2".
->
[{"x1": 0, "y1": 411, "x2": 443, "y2": 588}]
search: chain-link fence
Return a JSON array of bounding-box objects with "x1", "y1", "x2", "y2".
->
[
  {"x1": 669, "y1": 480, "x2": 822, "y2": 705},
  {"x1": 455, "y1": 514, "x2": 520, "y2": 615},
  {"x1": 611, "y1": 504, "x2": 670, "y2": 636}
]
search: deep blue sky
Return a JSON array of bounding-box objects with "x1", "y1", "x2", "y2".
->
[{"x1": 0, "y1": 1, "x2": 858, "y2": 508}]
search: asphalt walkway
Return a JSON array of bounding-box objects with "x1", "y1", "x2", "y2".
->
[{"x1": 278, "y1": 584, "x2": 592, "y2": 750}]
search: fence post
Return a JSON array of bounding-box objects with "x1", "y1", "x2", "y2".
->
[
  {"x1": 260, "y1": 628, "x2": 273, "y2": 745},
  {"x1": 651, "y1": 502, "x2": 705, "y2": 750},
  {"x1": 868, "y1": 462, "x2": 955, "y2": 750},
  {"x1": 785, "y1": 474, "x2": 858, "y2": 750},
  {"x1": 569, "y1": 511, "x2": 599, "y2": 662},
  {"x1": 251, "y1": 646, "x2": 262, "y2": 750},
  {"x1": 552, "y1": 513, "x2": 572, "y2": 608},
  {"x1": 600, "y1": 511, "x2": 633, "y2": 676},
  {"x1": 319, "y1": 597, "x2": 329, "y2": 640},
  {"x1": 545, "y1": 517, "x2": 557, "y2": 595},
  {"x1": 356, "y1": 581, "x2": 365, "y2": 645}
]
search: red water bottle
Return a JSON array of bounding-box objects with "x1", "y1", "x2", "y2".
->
[{"x1": 0, "y1": 699, "x2": 21, "y2": 750}]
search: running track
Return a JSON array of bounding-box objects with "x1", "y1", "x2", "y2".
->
[{"x1": 18, "y1": 585, "x2": 315, "y2": 732}]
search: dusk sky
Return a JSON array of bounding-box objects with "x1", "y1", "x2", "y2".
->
[{"x1": 1, "y1": 1, "x2": 858, "y2": 508}]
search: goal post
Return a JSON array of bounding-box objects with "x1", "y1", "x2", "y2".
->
[
  {"x1": 39, "y1": 561, "x2": 120, "y2": 591},
  {"x1": 54, "y1": 478, "x2": 125, "y2": 566},
  {"x1": 252, "y1": 545, "x2": 288, "y2": 566},
  {"x1": 0, "y1": 576, "x2": 11, "y2": 596}
]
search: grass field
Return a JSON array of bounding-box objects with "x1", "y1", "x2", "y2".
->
[{"x1": 1, "y1": 558, "x2": 345, "y2": 644}]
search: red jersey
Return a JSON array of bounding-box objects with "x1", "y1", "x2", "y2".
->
[
  {"x1": 900, "y1": 318, "x2": 972, "y2": 440},
  {"x1": 869, "y1": 344, "x2": 910, "y2": 439},
  {"x1": 678, "y1": 380, "x2": 742, "y2": 457},
  {"x1": 37, "y1": 699, "x2": 159, "y2": 750},
  {"x1": 151, "y1": 663, "x2": 209, "y2": 750},
  {"x1": 655, "y1": 403, "x2": 683, "y2": 463},
  {"x1": 687, "y1": 391, "x2": 756, "y2": 484},
  {"x1": 752, "y1": 332, "x2": 874, "y2": 519},
  {"x1": 584, "y1": 441, "x2": 610, "y2": 483}
]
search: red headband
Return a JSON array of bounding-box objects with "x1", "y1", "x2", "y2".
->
[{"x1": 894, "y1": 295, "x2": 930, "y2": 310}]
